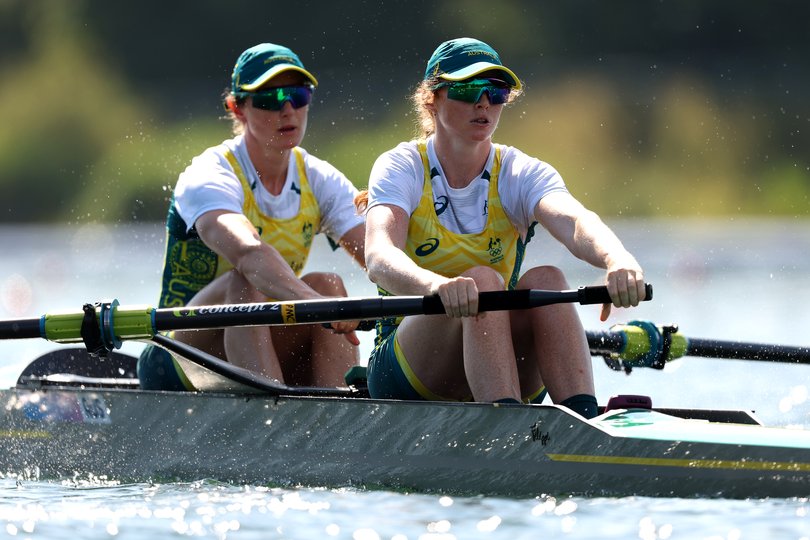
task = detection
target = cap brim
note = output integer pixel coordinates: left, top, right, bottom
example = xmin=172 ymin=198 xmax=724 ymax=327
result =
xmin=239 ymin=65 xmax=319 ymax=91
xmin=437 ymin=62 xmax=521 ymax=90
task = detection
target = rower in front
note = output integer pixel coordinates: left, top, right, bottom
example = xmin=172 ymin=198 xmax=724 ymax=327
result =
xmin=356 ymin=38 xmax=646 ymax=419
xmin=138 ymin=43 xmax=365 ymax=390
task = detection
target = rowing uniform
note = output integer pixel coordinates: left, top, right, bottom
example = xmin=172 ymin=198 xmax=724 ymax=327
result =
xmin=365 ymin=137 xmax=568 ymax=402
xmin=138 ymin=135 xmax=364 ymax=390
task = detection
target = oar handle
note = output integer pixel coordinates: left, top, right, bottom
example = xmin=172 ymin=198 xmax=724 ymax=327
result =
xmin=409 ymin=284 xmax=653 ymax=315
xmin=577 ymin=283 xmax=653 ymax=305
xmin=334 ymin=284 xmax=653 ymax=332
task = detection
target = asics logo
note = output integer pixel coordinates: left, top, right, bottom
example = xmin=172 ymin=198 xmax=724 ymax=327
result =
xmin=434 ymin=196 xmax=448 ymax=216
xmin=415 ymin=238 xmax=440 ymax=256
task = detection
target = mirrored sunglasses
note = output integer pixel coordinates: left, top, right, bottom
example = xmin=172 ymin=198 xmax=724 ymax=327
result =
xmin=241 ymin=85 xmax=314 ymax=111
xmin=434 ymin=79 xmax=512 ymax=105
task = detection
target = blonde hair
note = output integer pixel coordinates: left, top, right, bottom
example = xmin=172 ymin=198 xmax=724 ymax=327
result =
xmin=222 ymin=89 xmax=246 ymax=135
xmin=412 ymin=80 xmax=437 ymax=140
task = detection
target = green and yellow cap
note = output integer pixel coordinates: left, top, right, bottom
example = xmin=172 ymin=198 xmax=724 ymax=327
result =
xmin=231 ymin=43 xmax=318 ymax=93
xmin=424 ymin=37 xmax=521 ymax=89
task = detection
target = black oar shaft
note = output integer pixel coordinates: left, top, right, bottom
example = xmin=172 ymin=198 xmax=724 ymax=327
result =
xmin=0 ymin=318 xmax=41 ymax=340
xmin=153 ymin=295 xmax=433 ymax=332
xmin=6 ymin=283 xmax=808 ymax=366
xmin=686 ymin=337 xmax=810 ymax=364
xmin=153 ymin=285 xmax=621 ymax=332
xmin=0 ymin=285 xmax=629 ymax=344
xmin=587 ymin=329 xmax=810 ymax=365
xmin=586 ymin=331 xmax=626 ymax=354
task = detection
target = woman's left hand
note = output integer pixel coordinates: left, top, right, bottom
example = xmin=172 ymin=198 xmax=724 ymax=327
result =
xmin=600 ymin=254 xmax=646 ymax=321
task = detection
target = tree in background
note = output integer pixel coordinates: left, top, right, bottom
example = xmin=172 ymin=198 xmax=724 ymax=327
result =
xmin=1 ymin=0 xmax=807 ymax=222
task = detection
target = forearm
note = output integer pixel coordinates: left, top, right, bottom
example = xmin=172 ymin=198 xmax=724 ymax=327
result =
xmin=538 ymin=194 xmax=638 ymax=271
xmin=197 ymin=210 xmax=321 ymax=301
xmin=569 ymin=210 xmax=637 ymax=270
xmin=366 ymin=244 xmax=444 ymax=296
xmin=541 ymin=201 xmax=645 ymax=316
xmin=236 ymin=245 xmax=322 ymax=301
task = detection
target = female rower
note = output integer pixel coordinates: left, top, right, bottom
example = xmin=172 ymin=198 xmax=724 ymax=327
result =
xmin=356 ymin=37 xmax=646 ymax=418
xmin=138 ymin=43 xmax=365 ymax=389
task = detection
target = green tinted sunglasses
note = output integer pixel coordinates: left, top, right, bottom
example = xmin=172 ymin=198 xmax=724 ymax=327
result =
xmin=433 ymin=78 xmax=512 ymax=105
xmin=237 ymin=85 xmax=314 ymax=111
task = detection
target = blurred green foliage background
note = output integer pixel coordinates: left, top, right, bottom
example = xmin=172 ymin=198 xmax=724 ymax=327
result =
xmin=0 ymin=0 xmax=807 ymax=223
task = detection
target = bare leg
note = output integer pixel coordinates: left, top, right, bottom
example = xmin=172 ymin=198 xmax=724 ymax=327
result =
xmin=271 ymin=272 xmax=360 ymax=387
xmin=511 ymin=266 xmax=595 ymax=403
xmin=176 ymin=270 xmax=357 ymax=387
xmin=174 ymin=270 xmax=284 ymax=381
xmin=397 ymin=266 xmax=521 ymax=402
xmin=221 ymin=273 xmax=284 ymax=381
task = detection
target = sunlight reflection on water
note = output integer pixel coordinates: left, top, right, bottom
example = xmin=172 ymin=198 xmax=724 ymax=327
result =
xmin=1 ymin=468 xmax=809 ymax=538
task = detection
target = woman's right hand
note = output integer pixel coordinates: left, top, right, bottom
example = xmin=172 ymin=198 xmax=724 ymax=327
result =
xmin=326 ymin=319 xmax=361 ymax=346
xmin=435 ymin=276 xmax=480 ymax=318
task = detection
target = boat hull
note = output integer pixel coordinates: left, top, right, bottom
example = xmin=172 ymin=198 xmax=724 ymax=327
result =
xmin=1 ymin=386 xmax=809 ymax=498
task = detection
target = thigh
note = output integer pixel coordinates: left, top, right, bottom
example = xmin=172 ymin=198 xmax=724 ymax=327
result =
xmin=268 ymin=272 xmax=352 ymax=385
xmin=173 ymin=270 xmax=241 ymax=359
xmin=365 ymin=329 xmax=424 ymax=400
xmin=511 ymin=265 xmax=588 ymax=397
xmin=511 ymin=265 xmax=572 ymax=355
xmin=393 ymin=314 xmax=470 ymax=399
xmin=268 ymin=324 xmax=315 ymax=384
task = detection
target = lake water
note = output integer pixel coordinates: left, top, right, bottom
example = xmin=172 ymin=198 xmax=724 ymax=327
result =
xmin=0 ymin=219 xmax=809 ymax=539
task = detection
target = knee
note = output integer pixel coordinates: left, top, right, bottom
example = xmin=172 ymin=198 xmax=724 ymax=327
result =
xmin=518 ymin=265 xmax=570 ymax=289
xmin=461 ymin=266 xmax=505 ymax=291
xmin=187 ymin=269 xmax=263 ymax=306
xmin=223 ymin=270 xmax=265 ymax=303
xmin=302 ymin=272 xmax=347 ymax=296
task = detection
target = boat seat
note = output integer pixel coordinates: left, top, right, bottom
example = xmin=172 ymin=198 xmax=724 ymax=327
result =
xmin=604 ymin=394 xmax=653 ymax=412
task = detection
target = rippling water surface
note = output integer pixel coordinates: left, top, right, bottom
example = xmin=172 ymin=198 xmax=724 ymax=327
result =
xmin=0 ymin=479 xmax=808 ymax=539
xmin=1 ymin=220 xmax=809 ymax=539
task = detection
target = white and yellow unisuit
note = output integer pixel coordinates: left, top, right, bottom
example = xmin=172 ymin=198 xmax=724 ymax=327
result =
xmin=158 ymin=135 xmax=363 ymax=309
xmin=139 ymin=135 xmax=363 ymax=391
xmin=364 ymin=136 xmax=569 ymax=401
